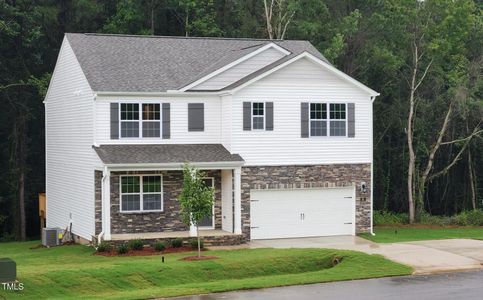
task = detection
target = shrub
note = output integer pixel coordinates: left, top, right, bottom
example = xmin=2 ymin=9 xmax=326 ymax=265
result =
xmin=374 ymin=210 xmax=483 ymax=227
xmin=373 ymin=211 xmax=408 ymax=225
xmin=190 ymin=239 xmax=204 ymax=249
xmin=465 ymin=210 xmax=483 ymax=226
xmin=154 ymin=241 xmax=166 ymax=252
xmin=171 ymin=238 xmax=183 ymax=248
xmin=452 ymin=210 xmax=483 ymax=226
xmin=419 ymin=212 xmax=452 ymax=226
xmin=96 ymin=242 xmax=111 ymax=253
xmin=128 ymin=239 xmax=144 ymax=251
xmin=0 ymin=233 xmax=16 ymax=243
xmin=117 ymin=244 xmax=129 ymax=254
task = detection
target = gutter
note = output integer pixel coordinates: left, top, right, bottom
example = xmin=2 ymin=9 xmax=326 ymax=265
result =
xmin=104 ymin=161 xmax=245 ymax=171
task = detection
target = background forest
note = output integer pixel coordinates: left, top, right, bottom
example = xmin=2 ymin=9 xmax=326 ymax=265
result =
xmin=0 ymin=0 xmax=482 ymax=240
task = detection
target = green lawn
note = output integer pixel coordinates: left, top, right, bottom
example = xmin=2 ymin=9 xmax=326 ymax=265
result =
xmin=360 ymin=226 xmax=483 ymax=243
xmin=0 ymin=241 xmax=411 ymax=300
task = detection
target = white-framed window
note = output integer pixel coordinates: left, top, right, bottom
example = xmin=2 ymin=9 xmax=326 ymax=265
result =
xmin=310 ymin=103 xmax=327 ymax=136
xmin=120 ymin=103 xmax=140 ymax=138
xmin=329 ymin=103 xmax=346 ymax=136
xmin=252 ymin=102 xmax=265 ymax=130
xmin=120 ymin=103 xmax=161 ymax=138
xmin=120 ymin=175 xmax=163 ymax=212
xmin=309 ymin=102 xmax=347 ymax=137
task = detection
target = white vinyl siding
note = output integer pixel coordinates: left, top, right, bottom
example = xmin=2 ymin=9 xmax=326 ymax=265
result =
xmin=192 ymin=47 xmax=286 ymax=90
xmin=45 ymin=38 xmax=101 ymax=240
xmin=221 ymin=95 xmax=232 ymax=151
xmin=230 ymin=57 xmax=372 ymax=166
xmin=95 ymin=97 xmax=221 ymax=144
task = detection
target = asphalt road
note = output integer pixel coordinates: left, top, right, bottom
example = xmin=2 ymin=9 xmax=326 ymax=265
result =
xmin=170 ymin=270 xmax=483 ymax=300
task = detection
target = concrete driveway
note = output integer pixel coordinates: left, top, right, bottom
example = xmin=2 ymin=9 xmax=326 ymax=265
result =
xmin=249 ymin=236 xmax=483 ymax=274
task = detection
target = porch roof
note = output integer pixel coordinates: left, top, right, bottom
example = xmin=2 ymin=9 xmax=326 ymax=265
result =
xmin=93 ymin=144 xmax=244 ymax=166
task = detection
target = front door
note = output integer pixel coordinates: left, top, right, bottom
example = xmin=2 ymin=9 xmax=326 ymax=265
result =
xmin=198 ymin=178 xmax=215 ymax=229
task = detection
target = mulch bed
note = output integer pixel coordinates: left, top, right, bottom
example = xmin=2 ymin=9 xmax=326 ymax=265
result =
xmin=95 ymin=246 xmax=198 ymax=257
xmin=179 ymin=255 xmax=219 ymax=261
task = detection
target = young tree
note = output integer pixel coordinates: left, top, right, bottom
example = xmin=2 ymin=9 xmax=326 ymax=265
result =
xmin=178 ymin=164 xmax=214 ymax=257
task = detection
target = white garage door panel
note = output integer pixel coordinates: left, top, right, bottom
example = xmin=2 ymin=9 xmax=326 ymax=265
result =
xmin=250 ymin=188 xmax=355 ymax=240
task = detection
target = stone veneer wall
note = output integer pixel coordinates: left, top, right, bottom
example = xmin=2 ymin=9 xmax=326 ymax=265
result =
xmin=240 ymin=164 xmax=372 ymax=240
xmin=108 ymin=234 xmax=245 ymax=247
xmin=103 ymin=170 xmax=222 ymax=234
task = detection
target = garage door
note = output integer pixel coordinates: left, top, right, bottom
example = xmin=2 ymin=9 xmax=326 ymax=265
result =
xmin=250 ymin=187 xmax=355 ymax=240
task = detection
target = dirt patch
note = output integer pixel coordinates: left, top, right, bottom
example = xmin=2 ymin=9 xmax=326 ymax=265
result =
xmin=95 ymin=246 xmax=198 ymax=257
xmin=179 ymin=255 xmax=219 ymax=261
xmin=29 ymin=244 xmax=44 ymax=250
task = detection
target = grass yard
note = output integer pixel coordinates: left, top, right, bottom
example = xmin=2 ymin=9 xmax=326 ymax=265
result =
xmin=360 ymin=226 xmax=483 ymax=243
xmin=0 ymin=241 xmax=411 ymax=300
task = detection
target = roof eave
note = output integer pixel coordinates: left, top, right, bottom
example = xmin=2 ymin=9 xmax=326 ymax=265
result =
xmin=104 ymin=161 xmax=245 ymax=171
xmin=93 ymin=90 xmax=227 ymax=98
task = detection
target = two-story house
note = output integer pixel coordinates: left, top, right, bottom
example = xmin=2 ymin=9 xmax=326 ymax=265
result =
xmin=45 ymin=33 xmax=379 ymax=245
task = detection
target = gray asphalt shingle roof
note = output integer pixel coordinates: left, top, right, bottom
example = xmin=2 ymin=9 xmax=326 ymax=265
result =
xmin=65 ymin=33 xmax=328 ymax=92
xmin=93 ymin=144 xmax=244 ymax=165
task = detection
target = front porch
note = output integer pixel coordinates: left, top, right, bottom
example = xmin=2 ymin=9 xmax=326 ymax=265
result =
xmin=93 ymin=144 xmax=246 ymax=246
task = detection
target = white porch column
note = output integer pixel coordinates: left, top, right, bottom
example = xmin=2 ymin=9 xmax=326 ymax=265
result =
xmin=102 ymin=167 xmax=111 ymax=240
xmin=221 ymin=169 xmax=233 ymax=232
xmin=233 ymin=167 xmax=242 ymax=234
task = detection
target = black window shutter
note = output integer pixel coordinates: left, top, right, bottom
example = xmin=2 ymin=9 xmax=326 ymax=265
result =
xmin=110 ymin=103 xmax=119 ymax=139
xmin=243 ymin=102 xmax=251 ymax=131
xmin=265 ymin=102 xmax=274 ymax=131
xmin=162 ymin=103 xmax=170 ymax=139
xmin=301 ymin=102 xmax=309 ymax=138
xmin=348 ymin=103 xmax=355 ymax=138
xmin=188 ymin=103 xmax=204 ymax=131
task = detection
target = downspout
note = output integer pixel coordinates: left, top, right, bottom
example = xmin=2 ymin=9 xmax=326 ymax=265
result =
xmin=97 ymin=166 xmax=108 ymax=244
xmin=370 ymin=95 xmax=377 ymax=235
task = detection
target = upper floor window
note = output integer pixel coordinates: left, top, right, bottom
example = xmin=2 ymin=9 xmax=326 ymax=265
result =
xmin=329 ymin=103 xmax=346 ymax=136
xmin=142 ymin=104 xmax=161 ymax=137
xmin=310 ymin=103 xmax=327 ymax=136
xmin=310 ymin=103 xmax=346 ymax=137
xmin=252 ymin=102 xmax=265 ymax=130
xmin=120 ymin=103 xmax=160 ymax=138
xmin=120 ymin=175 xmax=163 ymax=212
